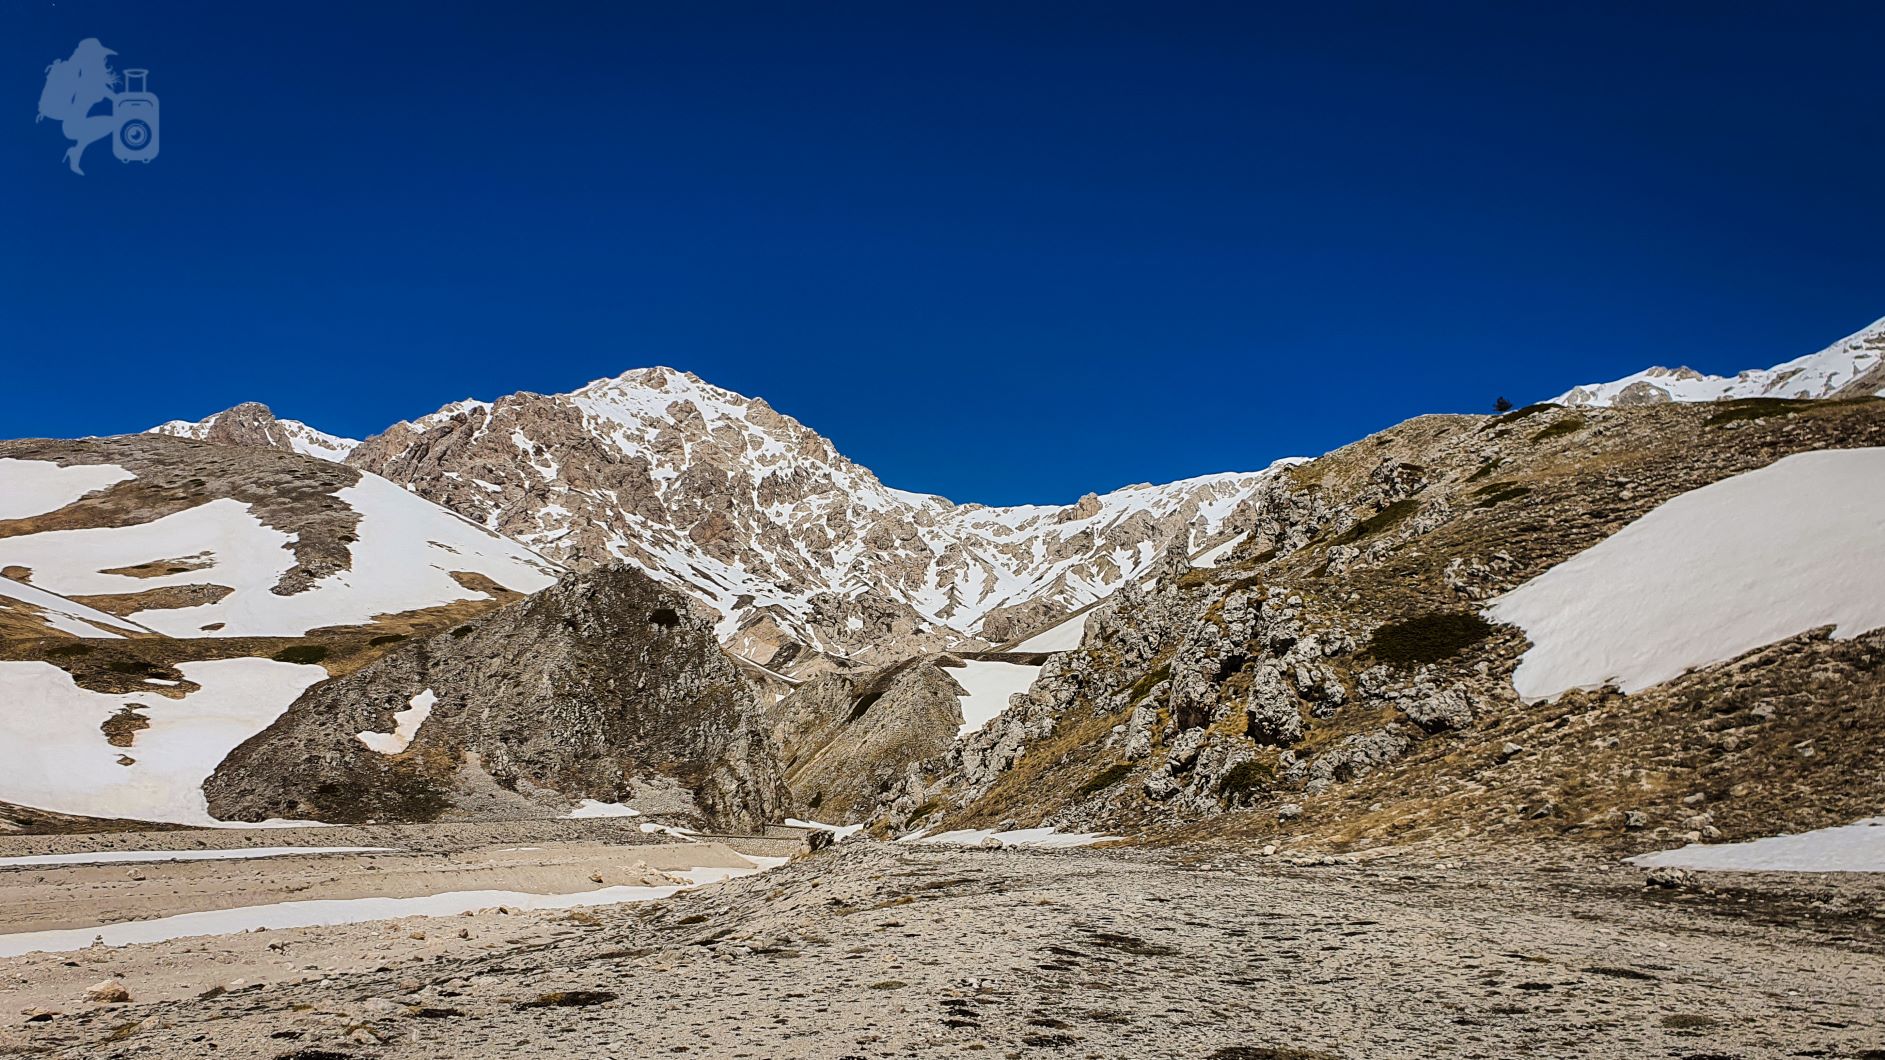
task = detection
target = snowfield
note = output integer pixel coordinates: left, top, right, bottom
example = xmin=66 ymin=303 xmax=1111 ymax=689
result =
xmin=0 ymin=458 xmax=134 ymax=520
xmin=1488 ymin=448 xmax=1885 ymax=702
xmin=0 ymin=470 xmax=559 ymax=638
xmin=949 ymin=659 xmax=1042 ymax=736
xmin=1628 ymin=818 xmax=1885 ymax=873
xmin=0 ymin=657 xmax=329 ymax=824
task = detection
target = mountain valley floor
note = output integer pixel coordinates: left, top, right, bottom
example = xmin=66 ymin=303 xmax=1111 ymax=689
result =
xmin=2 ymin=835 xmax=1880 ymax=1059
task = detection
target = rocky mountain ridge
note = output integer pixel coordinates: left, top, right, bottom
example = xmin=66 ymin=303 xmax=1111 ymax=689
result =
xmin=341 ymin=369 xmax=1287 ymax=676
xmin=149 ymin=403 xmax=360 ymax=461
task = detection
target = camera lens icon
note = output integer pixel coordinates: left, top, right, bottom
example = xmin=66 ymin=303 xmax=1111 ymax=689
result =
xmin=120 ymin=119 xmax=151 ymax=150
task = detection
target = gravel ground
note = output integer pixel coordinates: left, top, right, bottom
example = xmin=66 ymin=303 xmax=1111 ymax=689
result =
xmin=4 ymin=839 xmax=1882 ymax=1058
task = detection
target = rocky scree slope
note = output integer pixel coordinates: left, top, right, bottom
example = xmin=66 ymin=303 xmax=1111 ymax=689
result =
xmin=1554 ymin=314 xmax=1885 ymax=408
xmin=205 ymin=566 xmax=792 ymax=830
xmin=330 ymin=368 xmax=1282 ymax=677
xmin=867 ymin=396 xmax=1885 ymax=860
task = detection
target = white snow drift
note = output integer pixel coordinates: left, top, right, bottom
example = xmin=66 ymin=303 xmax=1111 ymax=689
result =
xmin=949 ymin=659 xmax=1041 ymax=736
xmin=1008 ymin=611 xmax=1090 ymax=653
xmin=1488 ymin=448 xmax=1885 ymax=702
xmin=356 ymin=688 xmax=436 ymax=755
xmin=0 ymin=470 xmax=559 ymax=638
xmin=1628 ymin=818 xmax=1885 ymax=873
xmin=0 ymin=458 xmax=134 ymax=520
xmin=0 ymin=658 xmax=328 ymax=824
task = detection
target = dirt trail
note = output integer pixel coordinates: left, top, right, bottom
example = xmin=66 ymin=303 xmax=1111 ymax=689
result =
xmin=3 ymin=840 xmax=1881 ymax=1058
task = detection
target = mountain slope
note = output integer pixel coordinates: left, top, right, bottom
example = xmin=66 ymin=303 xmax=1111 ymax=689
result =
xmin=343 ymin=367 xmax=1288 ymax=675
xmin=1554 ymin=315 xmax=1885 ymax=407
xmin=149 ymin=402 xmax=360 ymax=461
xmin=0 ymin=436 xmax=562 ymax=827
xmin=870 ymin=395 xmax=1885 ymax=860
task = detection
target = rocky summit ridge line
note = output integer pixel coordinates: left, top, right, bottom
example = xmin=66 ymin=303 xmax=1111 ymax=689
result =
xmin=156 ymin=369 xmax=1292 ymax=678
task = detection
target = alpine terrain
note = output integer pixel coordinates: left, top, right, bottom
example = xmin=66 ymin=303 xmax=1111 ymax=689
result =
xmin=1 ymin=316 xmax=1882 ymax=1059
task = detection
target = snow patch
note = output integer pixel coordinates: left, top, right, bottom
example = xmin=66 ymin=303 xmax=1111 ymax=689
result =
xmin=564 ymin=800 xmax=642 ymax=819
xmin=0 ymin=459 xmax=134 ymax=520
xmin=784 ymin=818 xmax=865 ymax=840
xmin=0 ymin=658 xmax=329 ymax=825
xmin=1008 ymin=612 xmax=1089 ymax=653
xmin=1488 ymin=448 xmax=1885 ymax=702
xmin=356 ymin=689 xmax=436 ymax=755
xmin=950 ymin=659 xmax=1041 ymax=736
xmin=0 ymin=576 xmax=149 ymax=638
xmin=1628 ymin=818 xmax=1885 ymax=873
xmin=0 ymin=472 xmax=559 ymax=638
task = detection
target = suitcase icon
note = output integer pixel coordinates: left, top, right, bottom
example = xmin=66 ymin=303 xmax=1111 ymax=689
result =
xmin=113 ymin=69 xmax=159 ymax=163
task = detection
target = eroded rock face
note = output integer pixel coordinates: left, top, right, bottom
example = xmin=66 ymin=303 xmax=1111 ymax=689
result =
xmin=765 ymin=656 xmax=966 ymax=821
xmin=204 ymin=567 xmax=791 ymax=830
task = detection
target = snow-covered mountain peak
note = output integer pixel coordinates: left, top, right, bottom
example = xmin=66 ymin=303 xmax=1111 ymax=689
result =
xmin=340 ymin=368 xmax=1289 ymax=674
xmin=149 ymin=402 xmax=360 ymax=462
xmin=1554 ymin=314 xmax=1885 ymax=408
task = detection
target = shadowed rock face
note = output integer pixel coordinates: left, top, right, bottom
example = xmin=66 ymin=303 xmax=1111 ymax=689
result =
xmin=205 ymin=567 xmax=791 ymax=831
xmin=765 ymin=656 xmax=966 ymax=821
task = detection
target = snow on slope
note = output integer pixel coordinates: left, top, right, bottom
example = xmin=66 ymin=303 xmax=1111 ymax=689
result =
xmin=0 ymin=576 xmax=152 ymax=638
xmin=1488 ymin=448 xmax=1885 ymax=702
xmin=0 ymin=658 xmax=328 ymax=824
xmin=1628 ymin=818 xmax=1885 ymax=873
xmin=950 ymin=659 xmax=1043 ymax=737
xmin=1554 ymin=316 xmax=1885 ymax=407
xmin=1009 ymin=611 xmax=1090 ymax=652
xmin=0 ymin=458 xmax=134 ymax=520
xmin=0 ymin=472 xmax=559 ymax=638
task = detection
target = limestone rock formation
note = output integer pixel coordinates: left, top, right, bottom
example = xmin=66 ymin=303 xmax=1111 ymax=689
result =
xmin=765 ymin=656 xmax=967 ymax=820
xmin=148 ymin=402 xmax=359 ymax=461
xmin=204 ymin=566 xmax=791 ymax=830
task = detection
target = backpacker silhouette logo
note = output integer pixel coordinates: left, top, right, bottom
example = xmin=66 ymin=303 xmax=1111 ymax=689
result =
xmin=36 ymin=38 xmax=158 ymax=175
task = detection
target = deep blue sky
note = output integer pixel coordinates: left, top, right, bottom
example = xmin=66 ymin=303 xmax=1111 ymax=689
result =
xmin=4 ymin=2 xmax=1882 ymax=504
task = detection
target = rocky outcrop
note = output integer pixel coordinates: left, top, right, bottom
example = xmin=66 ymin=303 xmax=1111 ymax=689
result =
xmin=765 ymin=656 xmax=966 ymax=820
xmin=148 ymin=402 xmax=359 ymax=461
xmin=204 ymin=567 xmax=791 ymax=830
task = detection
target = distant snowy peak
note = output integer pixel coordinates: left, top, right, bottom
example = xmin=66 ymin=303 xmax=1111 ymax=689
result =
xmin=149 ymin=402 xmax=359 ymax=462
xmin=345 ymin=366 xmax=1290 ymax=673
xmin=1554 ymin=315 xmax=1885 ymax=408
